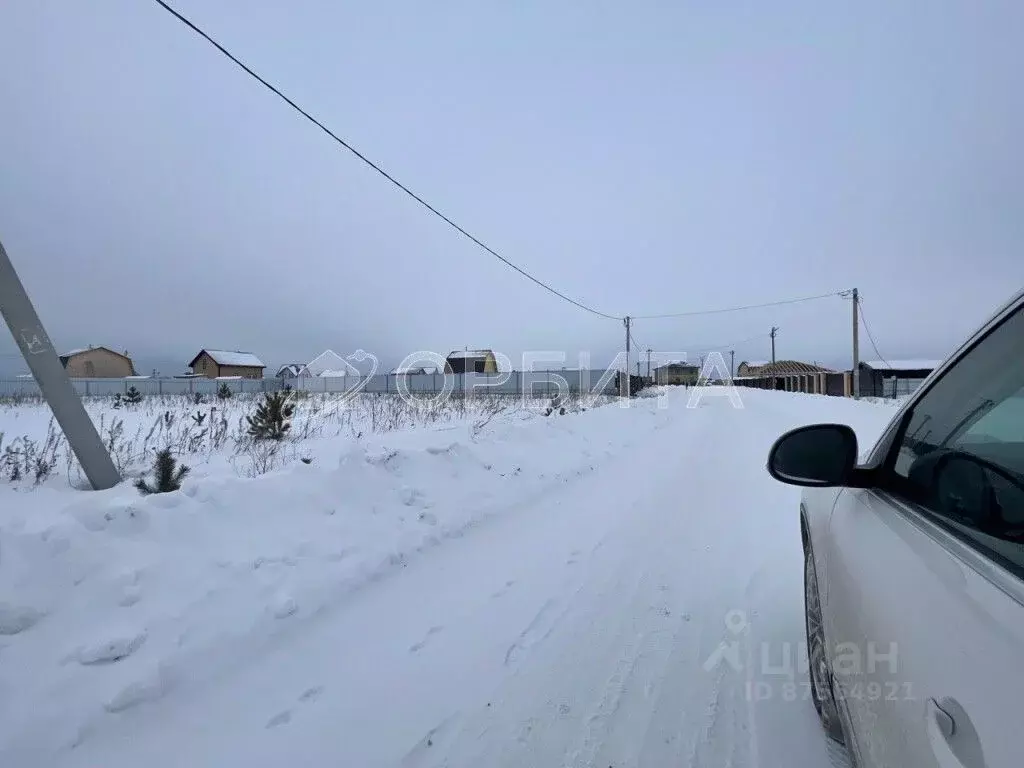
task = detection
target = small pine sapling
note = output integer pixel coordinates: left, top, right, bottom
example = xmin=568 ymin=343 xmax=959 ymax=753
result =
xmin=246 ymin=390 xmax=296 ymax=441
xmin=124 ymin=386 xmax=143 ymax=405
xmin=135 ymin=447 xmax=190 ymax=495
xmin=217 ymin=382 xmax=233 ymax=400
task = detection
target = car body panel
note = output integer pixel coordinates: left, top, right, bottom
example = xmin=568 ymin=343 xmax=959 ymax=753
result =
xmin=797 ymin=287 xmax=1024 ymax=766
xmin=825 ymin=487 xmax=1024 ymax=767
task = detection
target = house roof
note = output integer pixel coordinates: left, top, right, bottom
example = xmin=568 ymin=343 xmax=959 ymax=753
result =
xmin=189 ymin=349 xmax=265 ymax=368
xmin=391 ymin=366 xmax=437 ymax=375
xmin=60 ymin=346 xmax=132 ymax=362
xmin=300 ymin=350 xmax=360 ymax=377
xmin=654 ymin=362 xmax=698 ymax=371
xmin=754 ymin=360 xmax=835 ymax=375
xmin=739 ymin=360 xmax=769 ymax=368
xmin=447 ymin=349 xmax=494 ymax=359
xmin=862 ymin=359 xmax=941 ymax=371
xmin=277 ymin=364 xmax=304 ymax=376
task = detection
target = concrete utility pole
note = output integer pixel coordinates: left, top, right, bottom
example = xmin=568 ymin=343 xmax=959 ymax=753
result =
xmin=646 ymin=348 xmax=651 ymax=380
xmin=730 ymin=349 xmax=735 ymax=379
xmin=852 ymin=288 xmax=860 ymax=399
xmin=0 ymin=237 xmax=120 ymax=490
xmin=623 ymin=315 xmax=631 ymax=396
xmin=770 ymin=326 xmax=778 ymax=364
xmin=636 ymin=362 xmax=641 ymax=377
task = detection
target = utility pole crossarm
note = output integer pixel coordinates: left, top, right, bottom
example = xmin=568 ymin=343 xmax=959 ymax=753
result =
xmin=0 ymin=238 xmax=121 ymax=489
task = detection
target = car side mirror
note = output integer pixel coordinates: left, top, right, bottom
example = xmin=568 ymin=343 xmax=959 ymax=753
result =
xmin=767 ymin=423 xmax=859 ymax=487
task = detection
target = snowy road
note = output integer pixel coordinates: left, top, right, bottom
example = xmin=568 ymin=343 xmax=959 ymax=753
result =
xmin=51 ymin=390 xmax=889 ymax=768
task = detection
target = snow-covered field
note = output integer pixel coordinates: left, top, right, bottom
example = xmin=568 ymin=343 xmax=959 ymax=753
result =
xmin=1 ymin=387 xmax=900 ymax=767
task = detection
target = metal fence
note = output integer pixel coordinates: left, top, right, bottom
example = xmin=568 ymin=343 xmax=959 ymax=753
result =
xmin=869 ymin=376 xmax=928 ymax=399
xmin=0 ymin=369 xmax=621 ymax=399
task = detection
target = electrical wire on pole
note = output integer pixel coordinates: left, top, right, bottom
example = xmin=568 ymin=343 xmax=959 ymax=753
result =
xmin=150 ymin=0 xmax=868 ymax=376
xmin=631 ymin=291 xmax=845 ymax=320
xmin=857 ymin=297 xmax=890 ymax=368
xmin=150 ymin=0 xmax=621 ymax=322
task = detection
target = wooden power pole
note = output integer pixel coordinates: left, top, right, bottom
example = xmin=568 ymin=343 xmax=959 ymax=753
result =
xmin=852 ymin=288 xmax=860 ymax=399
xmin=623 ymin=315 xmax=631 ymax=396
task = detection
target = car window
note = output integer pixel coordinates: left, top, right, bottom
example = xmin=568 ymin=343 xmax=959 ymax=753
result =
xmin=888 ymin=303 xmax=1024 ymax=576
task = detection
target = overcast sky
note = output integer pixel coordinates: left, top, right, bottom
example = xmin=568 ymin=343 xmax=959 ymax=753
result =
xmin=1 ymin=0 xmax=1022 ymax=376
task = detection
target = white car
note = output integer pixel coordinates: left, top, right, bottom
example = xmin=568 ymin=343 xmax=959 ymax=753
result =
xmin=767 ymin=287 xmax=1024 ymax=768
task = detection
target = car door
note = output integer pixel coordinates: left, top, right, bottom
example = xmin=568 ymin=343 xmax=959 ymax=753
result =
xmin=824 ymin=298 xmax=1024 ymax=768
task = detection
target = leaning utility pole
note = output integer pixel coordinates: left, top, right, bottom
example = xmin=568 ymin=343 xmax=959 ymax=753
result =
xmin=0 ymin=237 xmax=120 ymax=489
xmin=622 ymin=315 xmax=631 ymax=396
xmin=852 ymin=288 xmax=860 ymax=399
xmin=770 ymin=326 xmax=778 ymax=364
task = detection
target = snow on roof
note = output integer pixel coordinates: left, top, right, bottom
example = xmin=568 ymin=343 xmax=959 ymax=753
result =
xmin=300 ymin=350 xmax=360 ymax=377
xmin=62 ymin=346 xmax=129 ymax=357
xmin=447 ymin=349 xmax=493 ymax=359
xmin=201 ymin=350 xmax=264 ymax=367
xmin=391 ymin=367 xmax=437 ymax=375
xmin=863 ymin=359 xmax=942 ymax=371
xmin=741 ymin=360 xmax=769 ymax=368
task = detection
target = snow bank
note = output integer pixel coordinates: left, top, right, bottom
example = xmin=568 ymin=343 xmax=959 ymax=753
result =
xmin=0 ymin=388 xmax=901 ymax=764
xmin=0 ymin=397 xmax=641 ymax=761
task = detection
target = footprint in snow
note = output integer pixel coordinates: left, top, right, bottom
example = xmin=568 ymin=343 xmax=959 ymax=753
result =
xmin=266 ymin=685 xmax=326 ymax=728
xmin=299 ymin=685 xmax=324 ymax=703
xmin=266 ymin=710 xmax=292 ymax=729
xmin=409 ymin=625 xmax=444 ymax=653
xmin=491 ymin=580 xmax=516 ymax=599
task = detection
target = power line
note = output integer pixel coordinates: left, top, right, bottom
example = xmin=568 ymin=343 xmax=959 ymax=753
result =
xmin=150 ymin=0 xmax=621 ymax=321
xmin=687 ymin=331 xmax=767 ymax=354
xmin=632 ymin=290 xmax=845 ymax=320
xmin=857 ymin=298 xmax=890 ymax=367
xmin=628 ymin=327 xmax=645 ymax=355
xmin=625 ymin=329 xmax=765 ymax=358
